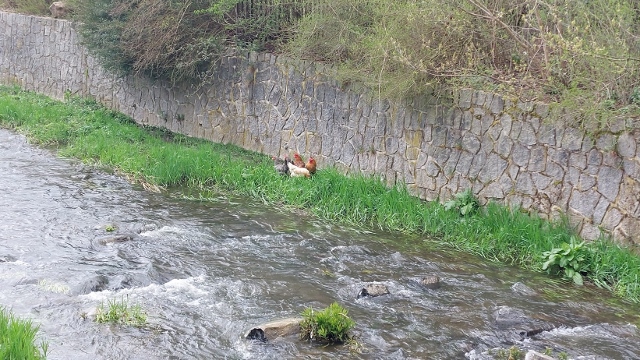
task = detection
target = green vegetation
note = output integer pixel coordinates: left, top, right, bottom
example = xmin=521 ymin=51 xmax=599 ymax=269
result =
xmin=36 ymin=0 xmax=636 ymax=131
xmin=492 ymin=345 xmax=524 ymax=360
xmin=286 ymin=0 xmax=640 ymax=132
xmin=95 ymin=296 xmax=147 ymax=327
xmin=542 ymin=236 xmax=589 ymax=285
xmin=300 ymin=302 xmax=355 ymax=343
xmin=1 ymin=0 xmax=50 ymax=15
xmin=0 ymin=307 xmax=48 ymax=360
xmin=444 ymin=188 xmax=479 ymax=216
xmin=490 ymin=346 xmax=570 ymax=360
xmin=66 ymin=0 xmax=303 ymax=82
xmin=1 ymin=85 xmax=640 ymax=303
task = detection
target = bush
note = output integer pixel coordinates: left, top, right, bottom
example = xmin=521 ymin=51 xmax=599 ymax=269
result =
xmin=444 ymin=189 xmax=479 ymax=216
xmin=1 ymin=0 xmax=50 ymax=15
xmin=300 ymin=302 xmax=355 ymax=343
xmin=542 ymin=236 xmax=590 ymax=285
xmin=69 ymin=0 xmax=304 ymax=82
xmin=286 ymin=0 xmax=640 ymax=131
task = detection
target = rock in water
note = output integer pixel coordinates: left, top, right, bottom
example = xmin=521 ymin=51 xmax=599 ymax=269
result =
xmin=357 ymin=283 xmax=390 ymax=298
xmin=511 ymin=281 xmax=537 ymax=296
xmin=246 ymin=328 xmax=266 ymax=342
xmin=419 ymin=275 xmax=441 ymax=289
xmin=244 ymin=317 xmax=303 ymax=342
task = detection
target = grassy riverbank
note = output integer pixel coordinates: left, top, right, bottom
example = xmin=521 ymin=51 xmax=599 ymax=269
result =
xmin=1 ymin=85 xmax=640 ymax=303
xmin=0 ymin=307 xmax=48 ymax=359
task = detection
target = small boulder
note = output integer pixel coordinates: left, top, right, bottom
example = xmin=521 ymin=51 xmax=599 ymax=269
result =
xmin=419 ymin=275 xmax=441 ymax=290
xmin=357 ymin=283 xmax=390 ymax=298
xmin=493 ymin=306 xmax=528 ymax=328
xmin=245 ymin=317 xmax=303 ymax=342
xmin=73 ymin=275 xmax=109 ymax=295
xmin=49 ymin=2 xmax=70 ymax=18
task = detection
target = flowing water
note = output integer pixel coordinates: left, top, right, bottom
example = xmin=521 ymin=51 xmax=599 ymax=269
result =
xmin=1 ymin=128 xmax=639 ymax=360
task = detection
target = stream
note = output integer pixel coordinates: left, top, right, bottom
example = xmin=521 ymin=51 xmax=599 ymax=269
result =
xmin=0 ymin=128 xmax=638 ymax=359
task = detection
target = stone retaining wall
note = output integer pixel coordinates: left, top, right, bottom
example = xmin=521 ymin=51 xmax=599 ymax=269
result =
xmin=1 ymin=12 xmax=639 ymax=245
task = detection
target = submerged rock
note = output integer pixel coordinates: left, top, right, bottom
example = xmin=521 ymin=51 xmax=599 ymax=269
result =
xmin=419 ymin=275 xmax=441 ymax=289
xmin=517 ymin=323 xmax=557 ymax=340
xmin=96 ymin=234 xmax=136 ymax=245
xmin=73 ymin=275 xmax=110 ymax=295
xmin=511 ymin=282 xmax=537 ymax=296
xmin=245 ymin=317 xmax=303 ymax=342
xmin=493 ymin=306 xmax=557 ymax=341
xmin=357 ymin=283 xmax=390 ymax=298
xmin=525 ymin=350 xmax=556 ymax=360
xmin=0 ymin=254 xmax=17 ymax=263
xmin=493 ymin=306 xmax=529 ymax=327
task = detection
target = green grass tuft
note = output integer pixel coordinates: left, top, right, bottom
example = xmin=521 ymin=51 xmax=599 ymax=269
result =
xmin=95 ymin=296 xmax=147 ymax=327
xmin=0 ymin=307 xmax=48 ymax=360
xmin=1 ymin=85 xmax=640 ymax=303
xmin=300 ymin=302 xmax=355 ymax=343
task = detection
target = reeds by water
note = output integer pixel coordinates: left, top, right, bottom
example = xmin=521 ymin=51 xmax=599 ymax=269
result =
xmin=1 ymin=85 xmax=639 ymax=303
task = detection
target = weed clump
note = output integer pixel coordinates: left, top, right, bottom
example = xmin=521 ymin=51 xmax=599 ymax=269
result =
xmin=95 ymin=296 xmax=147 ymax=327
xmin=300 ymin=302 xmax=355 ymax=344
xmin=542 ymin=236 xmax=590 ymax=285
xmin=444 ymin=189 xmax=479 ymax=217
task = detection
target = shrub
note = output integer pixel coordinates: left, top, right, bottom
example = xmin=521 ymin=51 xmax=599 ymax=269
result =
xmin=286 ymin=0 xmax=640 ymax=130
xmin=542 ymin=236 xmax=590 ymax=285
xmin=444 ymin=189 xmax=479 ymax=216
xmin=1 ymin=0 xmax=50 ymax=15
xmin=300 ymin=302 xmax=355 ymax=343
xmin=69 ymin=0 xmax=304 ymax=82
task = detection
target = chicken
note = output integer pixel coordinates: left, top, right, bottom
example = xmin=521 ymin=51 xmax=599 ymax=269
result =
xmin=287 ymin=159 xmax=311 ymax=178
xmin=305 ymin=157 xmax=317 ymax=175
xmin=272 ymin=155 xmax=289 ymax=176
xmin=293 ymin=153 xmax=306 ymax=168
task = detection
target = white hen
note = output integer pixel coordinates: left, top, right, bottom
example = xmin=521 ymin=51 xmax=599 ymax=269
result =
xmin=287 ymin=160 xmax=311 ymax=178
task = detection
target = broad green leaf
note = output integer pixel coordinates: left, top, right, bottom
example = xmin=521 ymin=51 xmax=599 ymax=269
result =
xmin=573 ymin=272 xmax=584 ymax=286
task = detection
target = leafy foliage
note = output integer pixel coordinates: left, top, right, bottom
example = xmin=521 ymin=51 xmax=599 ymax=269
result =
xmin=542 ymin=236 xmax=590 ymax=285
xmin=444 ymin=189 xmax=479 ymax=216
xmin=300 ymin=302 xmax=355 ymax=343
